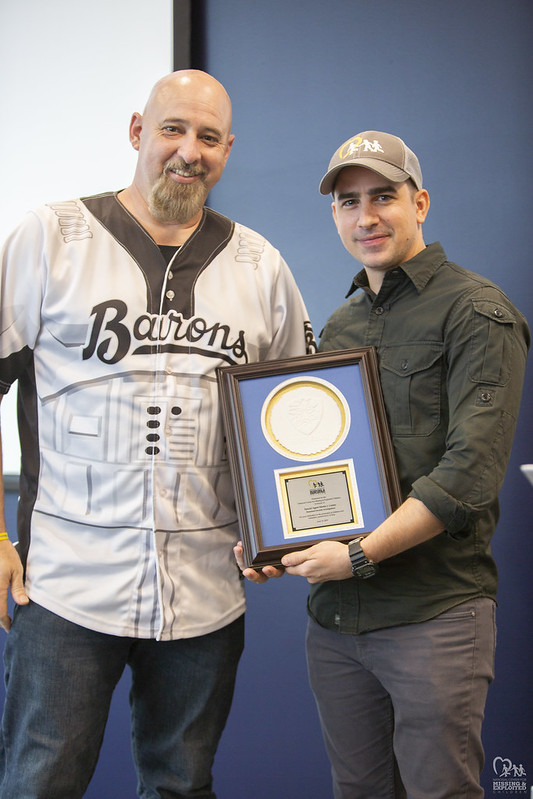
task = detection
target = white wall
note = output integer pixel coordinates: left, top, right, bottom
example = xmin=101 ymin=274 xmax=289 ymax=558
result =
xmin=0 ymin=0 xmax=173 ymax=474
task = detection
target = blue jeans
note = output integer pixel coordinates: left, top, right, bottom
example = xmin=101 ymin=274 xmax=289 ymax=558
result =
xmin=306 ymin=598 xmax=496 ymax=799
xmin=0 ymin=602 xmax=244 ymax=799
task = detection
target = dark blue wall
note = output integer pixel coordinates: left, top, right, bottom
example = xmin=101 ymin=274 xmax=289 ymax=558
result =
xmin=205 ymin=0 xmax=533 ymax=795
xmin=2 ymin=1 xmax=532 ymax=797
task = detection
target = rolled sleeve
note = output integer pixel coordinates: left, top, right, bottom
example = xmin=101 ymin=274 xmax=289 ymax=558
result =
xmin=410 ymin=475 xmax=471 ymax=536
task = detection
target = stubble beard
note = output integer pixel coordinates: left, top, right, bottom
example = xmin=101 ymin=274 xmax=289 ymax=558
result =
xmin=148 ymin=162 xmax=209 ymax=224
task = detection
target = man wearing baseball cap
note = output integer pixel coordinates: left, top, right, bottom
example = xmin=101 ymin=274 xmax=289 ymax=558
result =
xmin=238 ymin=131 xmax=530 ymax=797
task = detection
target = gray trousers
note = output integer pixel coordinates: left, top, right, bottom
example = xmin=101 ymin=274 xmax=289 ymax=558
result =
xmin=306 ymin=597 xmax=496 ymax=799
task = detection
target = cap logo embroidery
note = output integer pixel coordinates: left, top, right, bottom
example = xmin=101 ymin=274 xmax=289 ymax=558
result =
xmin=338 ymin=136 xmax=385 ymax=160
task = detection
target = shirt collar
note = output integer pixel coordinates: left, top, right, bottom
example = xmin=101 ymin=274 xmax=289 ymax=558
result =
xmin=346 ymin=242 xmax=447 ymax=298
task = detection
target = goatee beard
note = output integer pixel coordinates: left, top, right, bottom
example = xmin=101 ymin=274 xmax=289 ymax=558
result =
xmin=148 ymin=162 xmax=208 ymax=224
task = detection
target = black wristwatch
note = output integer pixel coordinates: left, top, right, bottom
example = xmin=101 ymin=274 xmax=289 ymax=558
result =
xmin=348 ymin=536 xmax=378 ymax=579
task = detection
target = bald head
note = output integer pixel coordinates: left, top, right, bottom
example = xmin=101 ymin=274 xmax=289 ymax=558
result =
xmin=144 ymin=70 xmax=233 ymax=137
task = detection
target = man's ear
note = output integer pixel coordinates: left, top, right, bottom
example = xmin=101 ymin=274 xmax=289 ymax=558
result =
xmin=224 ymin=133 xmax=235 ymax=164
xmin=128 ymin=112 xmax=143 ymax=152
xmin=331 ymin=198 xmax=340 ymax=232
xmin=415 ymin=189 xmax=430 ymax=224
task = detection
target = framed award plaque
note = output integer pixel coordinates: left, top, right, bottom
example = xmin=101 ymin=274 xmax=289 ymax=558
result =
xmin=217 ymin=347 xmax=401 ymax=569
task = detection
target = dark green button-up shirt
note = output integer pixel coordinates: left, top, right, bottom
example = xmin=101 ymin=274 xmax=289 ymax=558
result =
xmin=309 ymin=242 xmax=530 ymax=634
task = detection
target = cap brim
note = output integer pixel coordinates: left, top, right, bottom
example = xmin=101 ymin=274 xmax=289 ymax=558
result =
xmin=319 ymin=160 xmax=411 ymax=195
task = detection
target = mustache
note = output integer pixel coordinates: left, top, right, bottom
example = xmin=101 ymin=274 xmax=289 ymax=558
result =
xmin=163 ymin=159 xmax=207 ymax=179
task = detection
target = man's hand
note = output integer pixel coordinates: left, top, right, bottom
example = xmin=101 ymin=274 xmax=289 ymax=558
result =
xmin=234 ymin=539 xmax=353 ymax=585
xmin=0 ymin=541 xmax=29 ymax=631
xmin=281 ymin=540 xmax=353 ymax=584
xmin=233 ymin=541 xmax=285 ymax=584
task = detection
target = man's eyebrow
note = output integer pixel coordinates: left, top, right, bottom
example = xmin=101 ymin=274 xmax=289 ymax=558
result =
xmin=336 ymin=184 xmax=399 ymax=201
xmin=368 ymin=184 xmax=398 ymax=196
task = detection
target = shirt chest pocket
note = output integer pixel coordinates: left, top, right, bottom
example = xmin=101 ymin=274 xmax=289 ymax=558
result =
xmin=379 ymin=343 xmax=444 ymax=436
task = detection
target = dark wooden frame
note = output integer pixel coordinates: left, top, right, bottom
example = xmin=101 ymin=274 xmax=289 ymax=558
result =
xmin=217 ymin=347 xmax=401 ymax=569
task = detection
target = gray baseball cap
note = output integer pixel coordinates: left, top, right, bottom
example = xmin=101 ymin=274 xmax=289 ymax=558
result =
xmin=319 ymin=130 xmax=423 ymax=195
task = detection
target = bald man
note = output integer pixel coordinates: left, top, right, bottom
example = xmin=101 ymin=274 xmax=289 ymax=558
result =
xmin=0 ymin=70 xmax=315 ymax=798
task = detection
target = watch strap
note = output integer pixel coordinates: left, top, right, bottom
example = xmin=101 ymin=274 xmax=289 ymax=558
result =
xmin=348 ymin=536 xmax=378 ymax=579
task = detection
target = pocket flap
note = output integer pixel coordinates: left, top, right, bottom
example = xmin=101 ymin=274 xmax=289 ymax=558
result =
xmin=380 ymin=343 xmax=443 ymax=377
xmin=471 ymin=299 xmax=516 ymax=326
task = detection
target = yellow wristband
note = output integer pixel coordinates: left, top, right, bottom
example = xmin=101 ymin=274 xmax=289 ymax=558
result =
xmin=0 ymin=532 xmax=10 ymax=542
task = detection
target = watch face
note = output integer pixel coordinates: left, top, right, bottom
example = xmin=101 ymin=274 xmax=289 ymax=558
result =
xmin=355 ymin=563 xmax=378 ymax=579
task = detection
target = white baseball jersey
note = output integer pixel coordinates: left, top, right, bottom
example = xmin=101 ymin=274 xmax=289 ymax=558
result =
xmin=0 ymin=192 xmax=315 ymax=640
